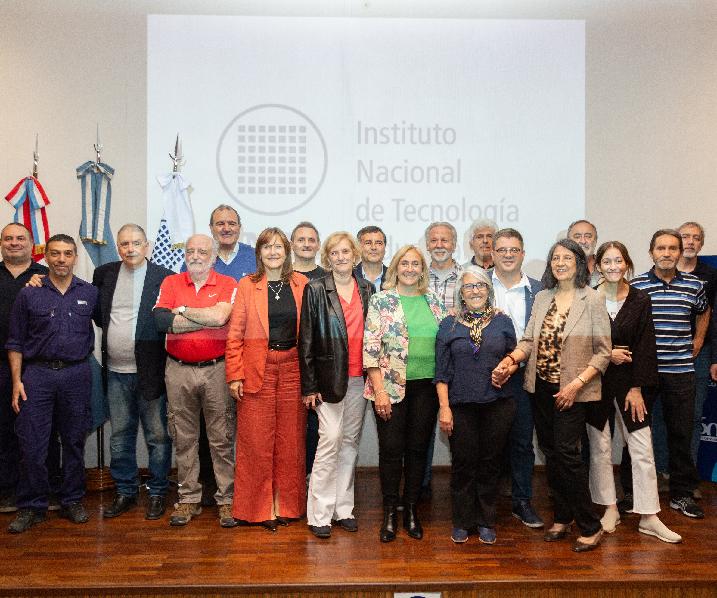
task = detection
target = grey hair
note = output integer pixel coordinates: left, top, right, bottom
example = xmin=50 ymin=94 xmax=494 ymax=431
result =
xmin=678 ymin=221 xmax=705 ymax=241
xmin=454 ymin=265 xmax=495 ymax=314
xmin=185 ymin=234 xmax=219 ymax=258
xmin=116 ymin=223 xmax=147 ymax=241
xmin=424 ymin=221 xmax=457 ymax=245
xmin=467 ymin=218 xmax=498 ymax=239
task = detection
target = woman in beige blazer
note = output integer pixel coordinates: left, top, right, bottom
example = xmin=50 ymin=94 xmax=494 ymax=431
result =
xmin=493 ymin=238 xmax=611 ymax=552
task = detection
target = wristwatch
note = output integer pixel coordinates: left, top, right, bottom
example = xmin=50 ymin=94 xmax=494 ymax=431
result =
xmin=177 ymin=305 xmax=187 ymax=314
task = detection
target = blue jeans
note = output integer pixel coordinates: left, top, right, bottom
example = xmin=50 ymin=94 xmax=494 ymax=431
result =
xmin=507 ymin=372 xmax=535 ymax=503
xmin=107 ymin=371 xmax=171 ymax=496
xmin=693 ymin=347 xmax=711 ymax=464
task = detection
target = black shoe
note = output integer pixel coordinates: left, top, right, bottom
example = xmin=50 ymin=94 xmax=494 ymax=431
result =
xmin=403 ymin=503 xmax=423 ymax=540
xmin=309 ymin=524 xmax=331 ymax=539
xmin=59 ymin=502 xmax=89 ymax=524
xmin=145 ymin=495 xmax=166 ymax=520
xmin=617 ymin=492 xmax=634 ymax=515
xmin=380 ymin=506 xmax=397 ymax=543
xmin=512 ymin=500 xmax=544 ymax=529
xmin=103 ymin=494 xmax=137 ymax=519
xmin=670 ymin=496 xmax=705 ymax=519
xmin=8 ymin=509 xmax=46 ymax=534
xmin=259 ymin=519 xmax=278 ymax=532
xmin=333 ymin=518 xmax=358 ymax=532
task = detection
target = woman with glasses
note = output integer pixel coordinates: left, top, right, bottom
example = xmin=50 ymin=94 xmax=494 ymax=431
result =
xmin=363 ymin=245 xmax=447 ymax=542
xmin=586 ymin=241 xmax=681 ymax=543
xmin=434 ymin=266 xmax=517 ymax=544
xmin=493 ymin=239 xmax=611 ymax=552
xmin=226 ymin=227 xmax=309 ymax=531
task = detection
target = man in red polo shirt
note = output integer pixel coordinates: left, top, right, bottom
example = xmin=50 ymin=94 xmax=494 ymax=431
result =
xmin=153 ymin=234 xmax=237 ymax=527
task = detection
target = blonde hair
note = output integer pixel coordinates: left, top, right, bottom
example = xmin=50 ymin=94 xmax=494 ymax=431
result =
xmin=320 ymin=232 xmax=361 ymax=270
xmin=383 ymin=245 xmax=429 ymax=295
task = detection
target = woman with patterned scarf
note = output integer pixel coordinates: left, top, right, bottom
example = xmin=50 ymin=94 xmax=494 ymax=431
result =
xmin=434 ymin=265 xmax=517 ymax=545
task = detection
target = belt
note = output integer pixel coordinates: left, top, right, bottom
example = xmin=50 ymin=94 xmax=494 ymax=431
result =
xmin=268 ymin=342 xmax=296 ymax=351
xmin=30 ymin=358 xmax=86 ymax=370
xmin=168 ymin=354 xmax=225 ymax=368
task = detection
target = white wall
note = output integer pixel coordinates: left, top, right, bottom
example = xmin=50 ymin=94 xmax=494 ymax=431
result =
xmin=1 ymin=0 xmax=715 ymax=467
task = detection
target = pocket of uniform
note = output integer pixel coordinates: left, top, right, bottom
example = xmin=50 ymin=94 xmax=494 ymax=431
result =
xmin=70 ymin=304 xmax=94 ymax=332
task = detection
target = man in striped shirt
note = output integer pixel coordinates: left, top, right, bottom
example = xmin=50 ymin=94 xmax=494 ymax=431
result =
xmin=631 ymin=229 xmax=709 ymax=519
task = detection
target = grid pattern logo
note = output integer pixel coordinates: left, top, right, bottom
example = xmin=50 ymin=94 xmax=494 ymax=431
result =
xmin=217 ymin=105 xmax=327 ymax=216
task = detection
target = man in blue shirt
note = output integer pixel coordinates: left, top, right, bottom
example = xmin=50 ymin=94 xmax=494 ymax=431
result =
xmin=207 ymin=204 xmax=255 ymax=280
xmin=631 ymin=229 xmax=708 ymax=519
xmin=6 ymin=234 xmax=98 ymax=533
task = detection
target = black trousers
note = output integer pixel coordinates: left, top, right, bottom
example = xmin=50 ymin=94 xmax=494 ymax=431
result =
xmin=375 ymin=379 xmax=438 ymax=506
xmin=449 ymin=398 xmax=515 ymax=529
xmin=532 ymin=378 xmax=601 ymax=536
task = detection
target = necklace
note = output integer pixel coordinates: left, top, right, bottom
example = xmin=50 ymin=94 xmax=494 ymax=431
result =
xmin=267 ymin=281 xmax=284 ymax=300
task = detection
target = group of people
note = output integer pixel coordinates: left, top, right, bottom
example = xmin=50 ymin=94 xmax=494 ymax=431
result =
xmin=0 ymin=208 xmax=713 ymax=554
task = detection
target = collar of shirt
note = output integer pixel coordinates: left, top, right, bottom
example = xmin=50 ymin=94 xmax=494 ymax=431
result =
xmin=217 ymin=244 xmax=239 ymax=265
xmin=491 ymin=271 xmax=530 ymax=293
xmin=182 ymin=269 xmax=218 ymax=290
xmin=0 ymin=260 xmax=46 ymax=278
xmin=43 ymin=274 xmax=82 ymax=294
xmin=647 ymin=266 xmax=684 ymax=285
xmin=429 ymin=263 xmax=461 ymax=281
xmin=359 ymin=263 xmax=384 ymax=289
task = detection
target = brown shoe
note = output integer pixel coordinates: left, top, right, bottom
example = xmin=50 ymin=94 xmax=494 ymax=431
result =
xmin=169 ymin=502 xmax=201 ymax=527
xmin=218 ymin=504 xmax=237 ymax=528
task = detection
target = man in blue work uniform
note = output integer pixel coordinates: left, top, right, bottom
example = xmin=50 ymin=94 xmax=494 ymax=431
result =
xmin=6 ymin=234 xmax=98 ymax=533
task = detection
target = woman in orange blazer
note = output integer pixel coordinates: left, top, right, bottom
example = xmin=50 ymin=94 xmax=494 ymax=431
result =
xmin=226 ymin=227 xmax=308 ymax=531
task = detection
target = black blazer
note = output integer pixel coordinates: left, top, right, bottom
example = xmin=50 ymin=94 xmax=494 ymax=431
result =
xmin=92 ymin=259 xmax=173 ymax=401
xmin=298 ymin=274 xmax=375 ymax=402
xmin=589 ymin=285 xmax=659 ymax=432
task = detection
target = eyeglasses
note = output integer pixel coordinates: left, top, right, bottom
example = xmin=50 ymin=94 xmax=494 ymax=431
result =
xmin=494 ymin=247 xmax=522 ymax=255
xmin=119 ymin=240 xmax=146 ymax=249
xmin=461 ymin=282 xmax=489 ymax=292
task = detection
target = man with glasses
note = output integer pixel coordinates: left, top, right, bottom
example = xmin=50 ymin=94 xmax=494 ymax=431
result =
xmin=355 ymin=226 xmax=388 ymax=291
xmin=491 ymin=228 xmax=544 ymax=527
xmin=92 ymin=224 xmax=173 ymax=521
xmin=153 ymin=235 xmax=238 ymax=527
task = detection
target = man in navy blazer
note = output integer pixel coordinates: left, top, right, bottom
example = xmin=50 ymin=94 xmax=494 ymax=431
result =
xmin=490 ymin=228 xmax=544 ymax=528
xmin=92 ymin=224 xmax=173 ymax=521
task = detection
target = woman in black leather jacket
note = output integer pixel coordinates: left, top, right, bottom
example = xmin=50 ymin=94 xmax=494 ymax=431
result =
xmin=298 ymin=231 xmax=375 ymax=539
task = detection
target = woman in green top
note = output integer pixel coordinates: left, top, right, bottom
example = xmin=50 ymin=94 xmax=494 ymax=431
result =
xmin=363 ymin=245 xmax=447 ymax=543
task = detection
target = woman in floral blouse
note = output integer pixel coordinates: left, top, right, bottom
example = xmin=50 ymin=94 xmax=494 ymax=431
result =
xmin=363 ymin=245 xmax=447 ymax=543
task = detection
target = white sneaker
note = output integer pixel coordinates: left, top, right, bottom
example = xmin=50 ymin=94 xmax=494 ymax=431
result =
xmin=638 ymin=517 xmax=682 ymax=544
xmin=600 ymin=509 xmax=621 ymax=533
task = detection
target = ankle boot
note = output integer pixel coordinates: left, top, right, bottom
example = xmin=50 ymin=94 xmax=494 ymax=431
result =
xmin=380 ymin=506 xmax=397 ymax=543
xmin=403 ymin=503 xmax=423 ymax=539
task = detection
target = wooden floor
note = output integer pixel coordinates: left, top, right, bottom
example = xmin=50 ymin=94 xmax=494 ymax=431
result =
xmin=0 ymin=468 xmax=715 ymax=598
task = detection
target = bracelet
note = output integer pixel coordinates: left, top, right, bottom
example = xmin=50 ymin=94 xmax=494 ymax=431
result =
xmin=505 ymin=354 xmax=517 ymax=366
xmin=577 ymin=375 xmax=587 ymax=385
xmin=375 ymin=389 xmax=389 ymax=397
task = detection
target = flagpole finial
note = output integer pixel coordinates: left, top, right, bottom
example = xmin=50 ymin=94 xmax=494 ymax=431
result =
xmin=94 ymin=123 xmax=103 ymax=164
xmin=32 ymin=133 xmax=39 ymax=179
xmin=169 ymin=133 xmax=185 ymax=173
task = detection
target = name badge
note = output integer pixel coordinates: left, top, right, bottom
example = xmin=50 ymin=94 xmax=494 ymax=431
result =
xmin=77 ymin=300 xmax=88 ymax=305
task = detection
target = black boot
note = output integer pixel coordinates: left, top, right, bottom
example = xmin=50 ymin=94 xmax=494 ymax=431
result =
xmin=380 ymin=506 xmax=398 ymax=543
xmin=404 ymin=503 xmax=423 ymax=539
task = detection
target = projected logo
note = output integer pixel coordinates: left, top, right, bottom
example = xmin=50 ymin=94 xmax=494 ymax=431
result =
xmin=216 ymin=104 xmax=328 ymax=216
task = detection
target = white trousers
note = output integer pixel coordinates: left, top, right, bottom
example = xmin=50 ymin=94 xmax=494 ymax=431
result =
xmin=587 ymin=399 xmax=660 ymax=514
xmin=307 ymin=377 xmax=366 ymax=526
